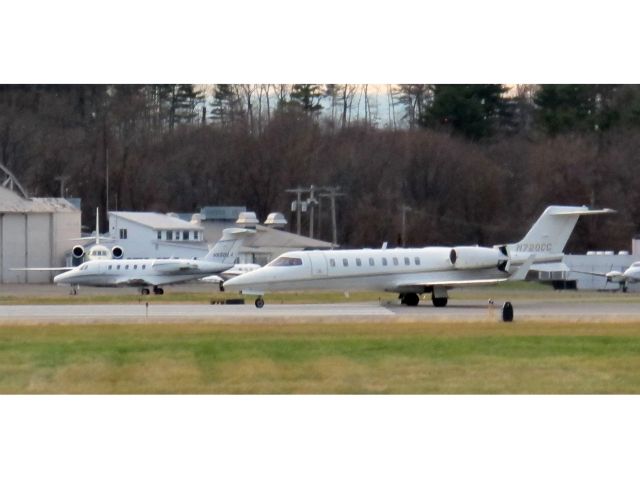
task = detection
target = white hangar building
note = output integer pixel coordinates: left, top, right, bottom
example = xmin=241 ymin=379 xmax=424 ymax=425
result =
xmin=106 ymin=211 xmax=208 ymax=259
xmin=0 ymin=165 xmax=80 ymax=283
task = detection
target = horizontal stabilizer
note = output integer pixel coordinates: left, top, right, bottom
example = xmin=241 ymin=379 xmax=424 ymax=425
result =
xmin=530 ymin=262 xmax=569 ymax=273
xmin=550 ymin=208 xmax=615 ymax=216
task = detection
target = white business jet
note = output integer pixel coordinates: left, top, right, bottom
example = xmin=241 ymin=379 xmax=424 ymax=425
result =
xmin=53 ymin=227 xmax=253 ymax=295
xmin=69 ymin=207 xmax=125 ymax=261
xmin=572 ymin=262 xmax=640 ymax=292
xmin=224 ymin=205 xmax=613 ymax=308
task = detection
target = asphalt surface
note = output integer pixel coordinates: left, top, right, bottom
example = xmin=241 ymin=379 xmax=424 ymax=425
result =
xmin=0 ymin=299 xmax=639 ymax=324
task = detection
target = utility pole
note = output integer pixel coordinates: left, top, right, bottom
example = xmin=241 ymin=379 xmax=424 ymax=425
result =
xmin=286 ymin=187 xmax=307 ymax=235
xmin=105 ymin=147 xmax=110 ymax=214
xmin=308 ymin=185 xmax=316 ymax=239
xmin=287 ymin=185 xmax=343 ymax=244
xmin=54 ymin=175 xmax=69 ymax=198
xmin=401 ymin=205 xmax=412 ymax=247
xmin=320 ymin=187 xmax=345 ymax=248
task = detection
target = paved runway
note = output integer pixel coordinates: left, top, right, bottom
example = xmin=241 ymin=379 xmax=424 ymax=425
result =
xmin=0 ymin=299 xmax=638 ymax=324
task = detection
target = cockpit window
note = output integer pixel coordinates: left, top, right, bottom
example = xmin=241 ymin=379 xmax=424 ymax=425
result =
xmin=632 ymin=262 xmax=640 ymax=268
xmin=268 ymin=256 xmax=303 ymax=267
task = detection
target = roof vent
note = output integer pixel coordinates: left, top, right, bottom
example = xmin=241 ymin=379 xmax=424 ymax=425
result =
xmin=264 ymin=212 xmax=287 ymax=228
xmin=236 ymin=211 xmax=259 ymax=227
xmin=191 ymin=213 xmax=202 ymax=224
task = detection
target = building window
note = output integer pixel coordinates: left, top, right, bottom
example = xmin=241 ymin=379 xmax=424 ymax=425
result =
xmin=193 ymin=231 xmax=199 ymax=240
xmin=134 ymin=265 xmax=137 ymax=269
xmin=369 ymin=258 xmax=375 ymax=266
xmin=393 ymin=257 xmax=399 ymax=266
xmin=330 ymin=259 xmax=336 ymax=267
xmin=382 ymin=258 xmax=388 ymax=266
xmin=343 ymin=258 xmax=349 ymax=267
xmin=183 ymin=231 xmax=189 ymax=240
xmin=119 ymin=228 xmax=127 ymax=240
xmin=117 ymin=265 xmax=121 ymax=270
xmin=404 ymin=257 xmax=410 ymax=266
xmin=356 ymin=258 xmax=362 ymax=266
xmin=108 ymin=265 xmax=112 ymax=270
xmin=415 ymin=257 xmax=421 ymax=265
xmin=142 ymin=265 xmax=146 ymax=270
xmin=167 ymin=231 xmax=173 ymax=240
xmin=157 ymin=231 xmax=161 ymax=240
xmin=125 ymin=265 xmax=129 ymax=270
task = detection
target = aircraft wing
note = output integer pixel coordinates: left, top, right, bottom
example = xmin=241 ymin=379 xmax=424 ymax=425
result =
xmin=114 ymin=278 xmax=151 ymax=287
xmin=396 ymin=278 xmax=510 ymax=288
xmin=150 ymin=261 xmax=200 ymax=273
xmin=392 ymin=256 xmax=535 ymax=290
xmin=11 ymin=267 xmax=74 ymax=272
xmin=570 ymin=270 xmax=609 ymax=278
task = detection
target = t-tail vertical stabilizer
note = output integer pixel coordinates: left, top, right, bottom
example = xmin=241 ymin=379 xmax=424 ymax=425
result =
xmin=204 ymin=227 xmax=255 ymax=265
xmin=506 ymin=205 xmax=614 ymax=262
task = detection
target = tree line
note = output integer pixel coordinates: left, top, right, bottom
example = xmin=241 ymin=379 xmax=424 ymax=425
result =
xmin=0 ymin=84 xmax=639 ymax=252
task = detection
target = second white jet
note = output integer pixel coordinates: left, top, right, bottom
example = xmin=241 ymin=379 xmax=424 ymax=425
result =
xmin=54 ymin=227 xmax=254 ymax=295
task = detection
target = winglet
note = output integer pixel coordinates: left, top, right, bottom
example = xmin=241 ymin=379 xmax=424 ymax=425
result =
xmin=508 ymin=255 xmax=535 ymax=281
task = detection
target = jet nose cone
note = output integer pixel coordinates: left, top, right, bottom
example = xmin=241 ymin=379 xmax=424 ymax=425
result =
xmin=54 ymin=271 xmax=69 ymax=284
xmin=222 ymin=275 xmax=243 ymax=291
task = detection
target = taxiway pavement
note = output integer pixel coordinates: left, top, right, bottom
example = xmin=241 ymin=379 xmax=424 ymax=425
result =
xmin=0 ymin=299 xmax=638 ymax=324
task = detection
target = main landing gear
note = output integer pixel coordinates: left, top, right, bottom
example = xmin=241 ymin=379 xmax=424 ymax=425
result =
xmin=399 ymin=288 xmax=449 ymax=307
xmin=399 ymin=293 xmax=420 ymax=306
xmin=431 ymin=287 xmax=448 ymax=307
xmin=140 ymin=286 xmax=164 ymax=296
xmin=255 ymin=297 xmax=265 ymax=308
xmin=69 ymin=285 xmax=78 ymax=296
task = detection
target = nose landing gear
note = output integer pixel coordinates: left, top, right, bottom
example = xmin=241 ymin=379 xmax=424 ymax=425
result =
xmin=255 ymin=297 xmax=265 ymax=308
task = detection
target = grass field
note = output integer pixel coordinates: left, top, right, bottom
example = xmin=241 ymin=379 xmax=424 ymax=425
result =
xmin=2 ymin=322 xmax=640 ymax=393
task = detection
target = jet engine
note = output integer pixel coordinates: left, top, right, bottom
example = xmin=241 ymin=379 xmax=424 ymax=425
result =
xmin=449 ymin=246 xmax=507 ymax=270
xmin=72 ymin=245 xmax=85 ymax=259
xmin=111 ymin=246 xmax=124 ymax=259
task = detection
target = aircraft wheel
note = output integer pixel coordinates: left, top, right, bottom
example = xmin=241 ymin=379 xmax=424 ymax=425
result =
xmin=154 ymin=287 xmax=164 ymax=295
xmin=255 ymin=297 xmax=265 ymax=309
xmin=432 ymin=296 xmax=448 ymax=307
xmin=404 ymin=293 xmax=420 ymax=306
xmin=141 ymin=288 xmax=150 ymax=295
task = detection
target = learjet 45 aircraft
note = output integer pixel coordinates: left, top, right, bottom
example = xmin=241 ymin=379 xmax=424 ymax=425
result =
xmin=223 ymin=205 xmax=613 ymax=308
xmin=53 ymin=227 xmax=254 ymax=295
